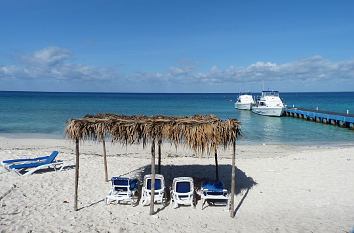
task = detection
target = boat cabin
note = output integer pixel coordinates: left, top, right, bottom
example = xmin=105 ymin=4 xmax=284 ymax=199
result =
xmin=262 ymin=91 xmax=279 ymax=97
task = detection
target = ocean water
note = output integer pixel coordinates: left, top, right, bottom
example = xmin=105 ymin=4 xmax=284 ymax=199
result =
xmin=0 ymin=91 xmax=354 ymax=145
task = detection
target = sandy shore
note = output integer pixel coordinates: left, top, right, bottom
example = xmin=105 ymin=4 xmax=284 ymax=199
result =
xmin=0 ymin=136 xmax=353 ymax=233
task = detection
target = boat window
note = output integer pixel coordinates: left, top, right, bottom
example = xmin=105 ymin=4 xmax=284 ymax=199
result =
xmin=262 ymin=91 xmax=279 ymax=97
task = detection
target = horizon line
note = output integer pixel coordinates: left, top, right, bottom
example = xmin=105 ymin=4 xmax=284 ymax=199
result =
xmin=1 ymin=90 xmax=354 ymax=94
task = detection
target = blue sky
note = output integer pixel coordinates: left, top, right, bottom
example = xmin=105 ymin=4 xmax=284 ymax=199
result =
xmin=1 ymin=0 xmax=354 ymax=92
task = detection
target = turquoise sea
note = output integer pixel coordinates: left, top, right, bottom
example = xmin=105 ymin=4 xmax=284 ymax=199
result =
xmin=0 ymin=91 xmax=354 ymax=145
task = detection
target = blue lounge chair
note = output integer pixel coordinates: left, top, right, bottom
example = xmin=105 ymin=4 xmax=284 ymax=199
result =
xmin=5 ymin=151 xmax=63 ymax=176
xmin=201 ymin=180 xmax=229 ymax=210
xmin=105 ymin=177 xmax=139 ymax=206
xmin=1 ymin=151 xmax=57 ymax=169
xmin=170 ymin=177 xmax=195 ymax=208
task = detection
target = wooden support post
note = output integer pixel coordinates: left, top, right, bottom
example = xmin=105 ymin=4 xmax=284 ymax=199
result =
xmin=74 ymin=139 xmax=80 ymax=211
xmin=214 ymin=149 xmax=219 ymax=181
xmin=150 ymin=137 xmax=156 ymax=215
xmin=230 ymin=140 xmax=236 ymax=218
xmin=102 ymin=136 xmax=109 ymax=182
xmin=158 ymin=138 xmax=162 ymax=174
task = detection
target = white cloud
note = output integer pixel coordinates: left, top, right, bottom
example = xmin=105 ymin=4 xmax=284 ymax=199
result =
xmin=0 ymin=47 xmax=124 ymax=81
xmin=1 ymin=47 xmax=354 ymax=92
xmin=21 ymin=47 xmax=72 ymax=66
xmin=153 ymin=55 xmax=354 ymax=85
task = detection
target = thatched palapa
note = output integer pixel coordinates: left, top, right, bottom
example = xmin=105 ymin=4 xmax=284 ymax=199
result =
xmin=66 ymin=114 xmax=241 ymax=153
xmin=65 ymin=113 xmax=242 ymax=217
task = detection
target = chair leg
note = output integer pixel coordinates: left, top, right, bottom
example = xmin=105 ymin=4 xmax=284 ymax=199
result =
xmin=140 ymin=192 xmax=145 ymax=205
xmin=201 ymin=199 xmax=206 ymax=210
xmin=225 ymin=198 xmax=231 ymax=211
xmin=172 ymin=197 xmax=178 ymax=209
xmin=141 ymin=191 xmax=150 ymax=206
xmin=130 ymin=190 xmax=138 ymax=206
xmin=191 ymin=197 xmax=195 ymax=209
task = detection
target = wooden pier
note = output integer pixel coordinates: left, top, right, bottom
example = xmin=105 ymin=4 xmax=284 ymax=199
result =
xmin=284 ymin=107 xmax=354 ymax=129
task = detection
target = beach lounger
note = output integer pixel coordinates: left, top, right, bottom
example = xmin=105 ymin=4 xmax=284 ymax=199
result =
xmin=201 ymin=180 xmax=229 ymax=210
xmin=170 ymin=177 xmax=195 ymax=208
xmin=6 ymin=151 xmax=63 ymax=176
xmin=105 ymin=177 xmax=139 ymax=206
xmin=1 ymin=151 xmax=56 ymax=169
xmin=141 ymin=174 xmax=166 ymax=206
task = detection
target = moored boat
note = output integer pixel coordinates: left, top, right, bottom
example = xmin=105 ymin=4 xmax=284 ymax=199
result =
xmin=251 ymin=91 xmax=285 ymax=116
xmin=235 ymin=93 xmax=254 ymax=110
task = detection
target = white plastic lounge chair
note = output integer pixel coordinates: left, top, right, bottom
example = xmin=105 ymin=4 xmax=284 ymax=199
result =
xmin=201 ymin=180 xmax=229 ymax=210
xmin=141 ymin=174 xmax=166 ymax=206
xmin=170 ymin=177 xmax=195 ymax=208
xmin=6 ymin=151 xmax=63 ymax=176
xmin=105 ymin=177 xmax=139 ymax=206
xmin=1 ymin=151 xmax=56 ymax=170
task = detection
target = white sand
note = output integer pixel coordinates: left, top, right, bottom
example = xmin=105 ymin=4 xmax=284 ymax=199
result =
xmin=0 ymin=136 xmax=353 ymax=233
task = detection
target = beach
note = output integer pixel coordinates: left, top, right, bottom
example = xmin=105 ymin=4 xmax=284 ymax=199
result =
xmin=1 ymin=135 xmax=353 ymax=233
xmin=2 ymin=0 xmax=354 ymax=231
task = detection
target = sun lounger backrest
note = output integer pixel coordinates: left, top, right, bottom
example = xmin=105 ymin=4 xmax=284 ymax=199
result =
xmin=112 ymin=178 xmax=129 ymax=186
xmin=111 ymin=177 xmax=138 ymax=191
xmin=203 ymin=181 xmax=224 ymax=191
xmin=112 ymin=177 xmax=129 ymax=191
xmin=176 ymin=181 xmax=191 ymax=193
xmin=44 ymin=151 xmax=59 ymax=163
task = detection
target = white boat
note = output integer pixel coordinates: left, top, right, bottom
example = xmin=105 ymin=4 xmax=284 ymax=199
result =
xmin=251 ymin=91 xmax=285 ymax=116
xmin=235 ymin=93 xmax=254 ymax=110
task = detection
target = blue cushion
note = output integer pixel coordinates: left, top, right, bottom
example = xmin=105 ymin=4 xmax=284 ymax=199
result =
xmin=112 ymin=178 xmax=129 ymax=186
xmin=2 ymin=156 xmax=49 ymax=164
xmin=202 ymin=181 xmax=224 ymax=192
xmin=10 ymin=161 xmax=49 ymax=170
xmin=111 ymin=177 xmax=138 ymax=190
xmin=147 ymin=179 xmax=161 ymax=190
xmin=129 ymin=179 xmax=138 ymax=190
xmin=176 ymin=181 xmax=191 ymax=193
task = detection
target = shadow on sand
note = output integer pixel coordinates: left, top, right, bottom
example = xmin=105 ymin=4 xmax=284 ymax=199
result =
xmin=133 ymin=164 xmax=257 ymax=195
xmin=119 ymin=164 xmax=258 ymax=214
xmin=14 ymin=163 xmax=75 ymax=176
